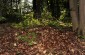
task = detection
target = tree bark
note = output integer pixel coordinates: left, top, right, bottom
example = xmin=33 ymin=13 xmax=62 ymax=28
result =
xmin=33 ymin=0 xmax=43 ymax=18
xmin=79 ymin=0 xmax=85 ymax=35
xmin=69 ymin=0 xmax=79 ymax=31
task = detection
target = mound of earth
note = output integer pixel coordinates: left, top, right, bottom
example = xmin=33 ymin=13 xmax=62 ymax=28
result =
xmin=0 ymin=24 xmax=85 ymax=55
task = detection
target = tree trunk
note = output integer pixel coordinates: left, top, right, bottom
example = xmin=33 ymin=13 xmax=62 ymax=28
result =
xmin=79 ymin=0 xmax=85 ymax=36
xmin=33 ymin=0 xmax=43 ymax=18
xmin=69 ymin=0 xmax=79 ymax=31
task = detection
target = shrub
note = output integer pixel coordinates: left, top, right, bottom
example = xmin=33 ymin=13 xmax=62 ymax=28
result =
xmin=17 ymin=32 xmax=37 ymax=45
xmin=0 ymin=16 xmax=6 ymax=23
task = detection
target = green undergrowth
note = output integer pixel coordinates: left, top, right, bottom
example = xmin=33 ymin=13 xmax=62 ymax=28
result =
xmin=78 ymin=35 xmax=85 ymax=39
xmin=11 ymin=12 xmax=72 ymax=30
xmin=0 ymin=16 xmax=6 ymax=21
xmin=17 ymin=32 xmax=37 ymax=45
xmin=0 ymin=16 xmax=6 ymax=22
xmin=11 ymin=19 xmax=72 ymax=30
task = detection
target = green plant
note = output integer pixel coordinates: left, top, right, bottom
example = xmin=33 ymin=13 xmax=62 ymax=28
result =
xmin=41 ymin=6 xmax=53 ymax=20
xmin=78 ymin=36 xmax=85 ymax=39
xmin=17 ymin=32 xmax=37 ymax=45
xmin=11 ymin=12 xmax=42 ymax=28
xmin=0 ymin=16 xmax=6 ymax=21
xmin=48 ymin=20 xmax=59 ymax=27
xmin=59 ymin=9 xmax=71 ymax=23
xmin=11 ymin=11 xmax=72 ymax=30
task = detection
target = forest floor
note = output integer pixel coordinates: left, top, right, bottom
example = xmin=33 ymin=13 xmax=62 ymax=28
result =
xmin=0 ymin=23 xmax=85 ymax=55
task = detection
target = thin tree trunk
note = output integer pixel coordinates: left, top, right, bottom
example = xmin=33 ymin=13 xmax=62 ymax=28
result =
xmin=69 ymin=0 xmax=79 ymax=31
xmin=33 ymin=0 xmax=42 ymax=18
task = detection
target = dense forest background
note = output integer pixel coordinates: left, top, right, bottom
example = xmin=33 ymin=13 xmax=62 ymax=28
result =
xmin=0 ymin=0 xmax=70 ymax=22
xmin=0 ymin=0 xmax=71 ymax=28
